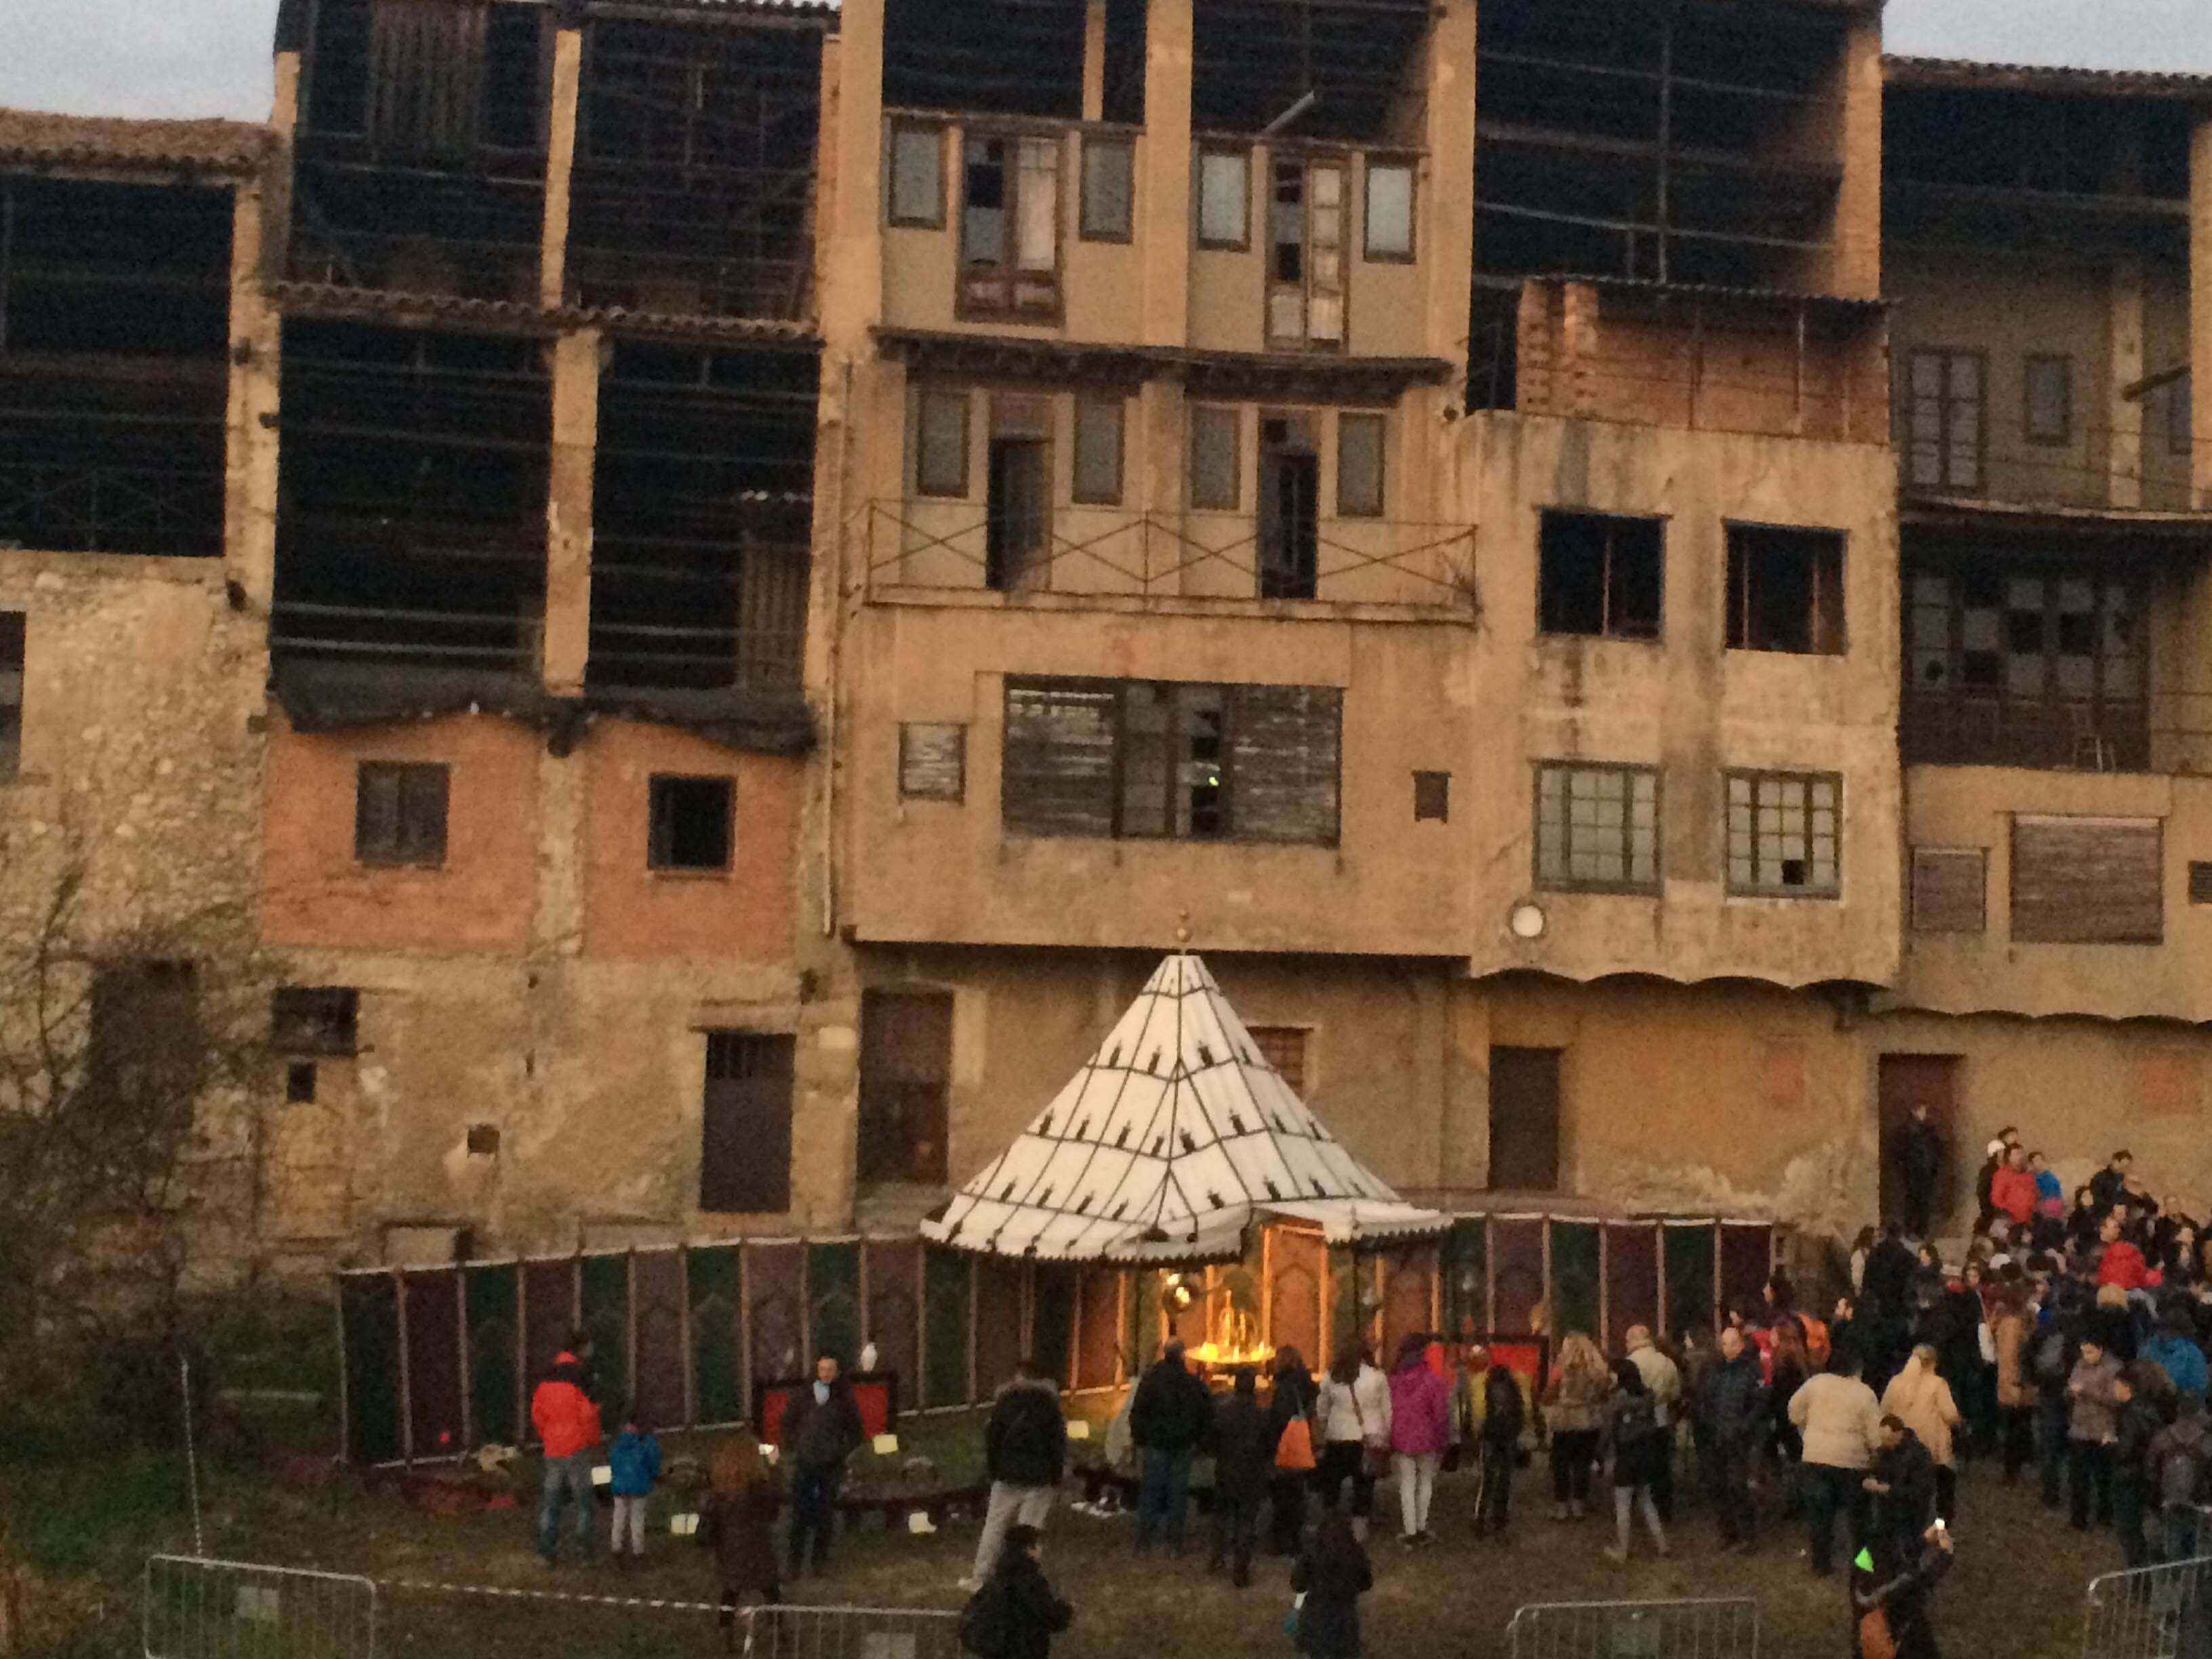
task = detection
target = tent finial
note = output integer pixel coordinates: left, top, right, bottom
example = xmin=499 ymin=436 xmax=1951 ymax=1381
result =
xmin=1175 ymin=909 xmax=1191 ymax=949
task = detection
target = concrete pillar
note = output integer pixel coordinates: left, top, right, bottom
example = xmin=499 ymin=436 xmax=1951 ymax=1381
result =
xmin=1828 ymin=23 xmax=1883 ymax=300
xmin=225 ymin=175 xmax=281 ymax=613
xmin=821 ymin=0 xmax=885 ymax=346
xmin=2110 ymin=258 xmax=2146 ymax=510
xmin=2192 ymin=117 xmax=2212 ymax=507
xmin=1136 ymin=377 xmax=1185 ymax=590
xmin=1081 ymin=0 xmax=1107 ymax=123
xmin=541 ymin=329 xmax=600 ymax=695
xmin=1139 ymin=0 xmax=1193 ymax=348
xmin=540 ymin=27 xmax=583 ymax=309
xmin=1562 ymin=281 xmax=1599 ymax=420
xmin=1422 ymin=0 xmax=1476 ymax=370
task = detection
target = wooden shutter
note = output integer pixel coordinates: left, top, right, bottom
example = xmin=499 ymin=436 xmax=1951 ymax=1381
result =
xmin=2010 ymin=816 xmax=2162 ymax=943
xmin=2190 ymin=861 xmax=2212 ymax=905
xmin=1229 ymin=685 xmax=1340 ymax=844
xmin=701 ymin=1033 xmax=795 ymax=1212
xmin=1001 ymin=680 xmax=1115 ymax=836
xmin=369 ymin=0 xmax=489 ymax=159
xmin=1909 ymin=848 xmax=1986 ymax=934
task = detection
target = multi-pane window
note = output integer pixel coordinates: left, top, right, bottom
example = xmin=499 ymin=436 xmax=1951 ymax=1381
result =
xmin=1534 ymin=763 xmax=1658 ymax=893
xmin=1725 ymin=771 xmax=1839 ymax=898
xmin=2024 ymin=355 xmax=2071 ymax=446
xmin=1073 ymin=398 xmax=1124 ymax=505
xmin=1197 ymin=147 xmax=1250 ymax=249
xmin=1267 ymin=159 xmax=1346 ymax=349
xmin=1904 ymin=565 xmax=2145 ymax=769
xmin=1002 ymin=677 xmax=1340 ymax=845
xmin=916 ymin=388 xmax=970 ymax=496
xmin=354 ymin=761 xmax=448 ymax=865
xmin=1189 ymin=405 xmax=1240 ymax=509
xmin=958 ymin=134 xmax=1061 ymax=318
xmin=1364 ymin=159 xmax=1414 ymax=261
xmin=1725 ymin=525 xmax=1844 ymax=654
xmin=1336 ymin=413 xmax=1385 ymax=518
xmin=0 ymin=611 xmax=22 ymax=778
xmin=1906 ymin=350 xmax=1985 ymax=493
xmin=1079 ymin=135 xmax=1134 ymax=241
xmin=887 ymin=122 xmax=944 ymax=226
xmin=1538 ymin=510 xmax=1663 ymax=641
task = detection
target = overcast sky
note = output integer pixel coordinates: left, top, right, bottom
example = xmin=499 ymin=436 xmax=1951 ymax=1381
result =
xmin=1 ymin=0 xmax=2209 ymax=122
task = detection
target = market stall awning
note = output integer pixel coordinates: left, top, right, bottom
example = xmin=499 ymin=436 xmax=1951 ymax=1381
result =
xmin=920 ymin=953 xmax=1446 ymax=1264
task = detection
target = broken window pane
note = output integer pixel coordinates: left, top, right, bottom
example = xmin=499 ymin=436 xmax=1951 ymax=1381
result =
xmin=2024 ymin=355 xmax=2070 ymax=445
xmin=1535 ymin=763 xmax=1658 ymax=893
xmin=888 ymin=123 xmax=943 ymax=226
xmin=1725 ymin=771 xmax=1840 ymax=897
xmin=1073 ymin=398 xmax=1124 ymax=504
xmin=354 ymin=761 xmax=449 ymax=865
xmin=1189 ymin=406 xmax=1240 ymax=510
xmin=1725 ymin=525 xmax=1845 ymax=654
xmin=1538 ymin=510 xmax=1664 ymax=641
xmin=1080 ymin=136 xmax=1133 ymax=240
xmin=1364 ymin=161 xmax=1414 ymax=259
xmin=960 ymin=137 xmax=1006 ymax=265
xmin=1197 ymin=148 xmax=1248 ymax=247
xmin=916 ymin=389 xmax=969 ymax=496
xmin=1336 ymin=413 xmax=1385 ymax=517
xmin=648 ymin=774 xmax=734 ymax=871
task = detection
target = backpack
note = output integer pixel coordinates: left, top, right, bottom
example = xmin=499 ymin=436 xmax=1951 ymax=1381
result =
xmin=1613 ymin=1392 xmax=1658 ymax=1445
xmin=2160 ymin=1434 xmax=2211 ymax=1509
xmin=2034 ymin=1328 xmax=2070 ymax=1385
xmin=958 ymin=1578 xmax=1010 ymax=1659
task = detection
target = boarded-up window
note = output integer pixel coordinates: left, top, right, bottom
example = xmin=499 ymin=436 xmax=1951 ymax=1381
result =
xmin=2011 ymin=815 xmax=2163 ymax=943
xmin=355 ymin=761 xmax=448 ymax=865
xmin=888 ymin=122 xmax=944 ymax=226
xmin=1336 ymin=413 xmax=1385 ymax=518
xmin=1073 ymin=398 xmax=1124 ymax=505
xmin=858 ymin=989 xmax=951 ymax=1185
xmin=2024 ymin=354 xmax=2071 ymax=445
xmin=1080 ymin=136 xmax=1134 ymax=241
xmin=272 ymin=986 xmax=360 ymax=1054
xmin=1197 ymin=148 xmax=1248 ymax=249
xmin=367 ymin=0 xmax=490 ymax=159
xmin=899 ymin=722 xmax=966 ymax=801
xmin=701 ymin=1031 xmax=794 ymax=1212
xmin=916 ymin=389 xmax=969 ymax=497
xmin=1246 ymin=1025 xmax=1309 ymax=1094
xmin=1910 ymin=848 xmax=1986 ymax=934
xmin=1003 ymin=678 xmax=1340 ymax=844
xmin=1190 ymin=405 xmax=1240 ymax=509
xmin=2189 ymin=861 xmax=2212 ymax=905
xmin=0 ymin=611 xmax=21 ymax=779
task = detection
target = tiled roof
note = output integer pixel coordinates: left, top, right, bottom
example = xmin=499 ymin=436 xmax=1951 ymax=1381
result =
xmin=0 ymin=108 xmax=272 ymax=174
xmin=271 ymin=281 xmax=821 ymax=346
xmin=1884 ymin=56 xmax=2212 ymax=100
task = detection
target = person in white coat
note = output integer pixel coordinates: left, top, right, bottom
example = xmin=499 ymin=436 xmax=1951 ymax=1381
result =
xmin=1313 ymin=1341 xmax=1392 ymax=1539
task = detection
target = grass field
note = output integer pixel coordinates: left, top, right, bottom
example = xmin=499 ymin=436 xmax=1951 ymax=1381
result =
xmin=2 ymin=1405 xmax=2131 ymax=1659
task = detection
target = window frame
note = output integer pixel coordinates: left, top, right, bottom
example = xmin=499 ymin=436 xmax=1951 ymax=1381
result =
xmin=1412 ymin=770 xmax=1450 ymax=823
xmin=1536 ymin=508 xmax=1666 ymax=643
xmin=915 ymin=387 xmax=972 ymax=498
xmin=1723 ymin=521 xmax=1847 ymax=655
xmin=353 ymin=760 xmax=449 ymax=867
xmin=271 ymin=985 xmax=361 ymax=1055
xmin=2022 ymin=353 xmax=2072 ymax=447
xmin=886 ymin=119 xmax=946 ymax=228
xmin=1532 ymin=760 xmax=1661 ymax=896
xmin=1195 ymin=144 xmax=1252 ymax=251
xmin=1909 ymin=846 xmax=1987 ymax=934
xmin=1724 ymin=769 xmax=1843 ymax=900
xmin=1078 ymin=132 xmax=1135 ymax=243
xmin=1072 ymin=395 xmax=1126 ymax=506
xmin=1361 ymin=155 xmax=1416 ymax=263
xmin=1335 ymin=411 xmax=1386 ymax=518
xmin=647 ymin=773 xmax=735 ymax=874
xmin=1265 ymin=153 xmax=1348 ymax=352
xmin=1245 ymin=1023 xmax=1312 ymax=1094
xmin=956 ymin=127 xmax=1065 ymax=321
xmin=1905 ymin=347 xmax=1988 ymax=495
xmin=1189 ymin=403 xmax=1242 ymax=511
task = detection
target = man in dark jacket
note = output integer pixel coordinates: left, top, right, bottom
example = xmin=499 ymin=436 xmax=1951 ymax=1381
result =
xmin=1128 ymin=1339 xmax=1212 ymax=1555
xmin=973 ymin=1523 xmax=1073 ymax=1659
xmin=778 ymin=1353 xmax=865 ymax=1578
xmin=1697 ymin=1326 xmax=1767 ymax=1553
xmin=1893 ymin=1105 xmax=1945 ymax=1240
xmin=1864 ymin=1415 xmax=1938 ymax=1552
xmin=2113 ymin=1367 xmax=2166 ymax=1568
xmin=2091 ymin=1151 xmax=2134 ymax=1218
xmin=966 ymin=1359 xmax=1067 ymax=1589
xmin=2150 ymin=1393 xmax=2212 ymax=1562
xmin=1208 ymin=1368 xmax=1273 ymax=1586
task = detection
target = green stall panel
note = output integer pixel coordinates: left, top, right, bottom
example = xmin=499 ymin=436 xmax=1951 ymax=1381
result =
xmin=1664 ymin=1223 xmax=1718 ymax=1340
xmin=464 ymin=1261 xmax=520 ymax=1448
xmin=922 ymin=1248 xmax=972 ymax=1409
xmin=807 ymin=1243 xmax=861 ymax=1370
xmin=340 ymin=1273 xmax=402 ymax=1465
xmin=1327 ymin=1247 xmax=1361 ymax=1361
xmin=1441 ymin=1218 xmax=1488 ymax=1338
xmin=1031 ymin=1266 xmax=1076 ymax=1387
xmin=579 ymin=1252 xmax=630 ymax=1411
xmin=687 ymin=1245 xmax=743 ymax=1425
xmin=1126 ymin=1269 xmax=1160 ymax=1376
xmin=1549 ymin=1221 xmax=1601 ymax=1342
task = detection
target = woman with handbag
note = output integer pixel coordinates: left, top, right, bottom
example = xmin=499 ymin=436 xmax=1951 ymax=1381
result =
xmin=1314 ymin=1342 xmax=1392 ymax=1540
xmin=1850 ymin=1523 xmax=1954 ymax=1659
xmin=1267 ymin=1347 xmax=1319 ymax=1555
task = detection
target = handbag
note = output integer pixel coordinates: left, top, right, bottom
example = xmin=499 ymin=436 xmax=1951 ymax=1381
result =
xmin=1978 ymin=1319 xmax=1997 ymax=1364
xmin=1858 ymin=1607 xmax=1898 ymax=1659
xmin=1275 ymin=1390 xmax=1318 ymax=1473
xmin=1282 ymin=1593 xmax=1306 ymax=1639
xmin=1349 ymin=1374 xmax=1390 ymax=1478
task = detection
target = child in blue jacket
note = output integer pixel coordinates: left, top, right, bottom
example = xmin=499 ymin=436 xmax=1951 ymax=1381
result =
xmin=608 ymin=1408 xmax=663 ymax=1565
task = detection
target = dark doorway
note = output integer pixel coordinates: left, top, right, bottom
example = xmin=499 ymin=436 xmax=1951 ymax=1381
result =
xmin=1487 ymin=1046 xmax=1561 ymax=1192
xmin=985 ymin=436 xmax=1049 ymax=591
xmin=1258 ymin=415 xmax=1318 ymax=598
xmin=700 ymin=1031 xmax=795 ymax=1212
xmin=859 ymin=988 xmax=954 ymax=1185
xmin=1877 ymin=1053 xmax=1962 ymax=1229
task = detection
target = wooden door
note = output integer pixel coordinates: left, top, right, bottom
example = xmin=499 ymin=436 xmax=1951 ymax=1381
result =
xmin=1877 ymin=1053 xmax=1961 ymax=1228
xmin=701 ymin=1032 xmax=795 ymax=1212
xmin=859 ymin=989 xmax=954 ymax=1184
xmin=1487 ymin=1046 xmax=1561 ymax=1193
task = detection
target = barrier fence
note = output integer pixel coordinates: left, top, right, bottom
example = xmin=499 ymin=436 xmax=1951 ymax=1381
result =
xmin=337 ymin=1214 xmax=1779 ymax=1465
xmin=2081 ymin=1555 xmax=2212 ymax=1659
xmin=1505 ymin=1597 xmax=1760 ymax=1659
xmin=143 ymin=1555 xmax=377 ymax=1659
xmin=742 ymin=1604 xmax=962 ymax=1659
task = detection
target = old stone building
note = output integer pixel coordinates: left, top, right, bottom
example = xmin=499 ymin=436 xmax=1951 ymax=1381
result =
xmin=1 ymin=0 xmax=2209 ymax=1271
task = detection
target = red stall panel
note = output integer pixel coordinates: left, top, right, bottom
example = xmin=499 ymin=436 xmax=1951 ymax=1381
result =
xmin=401 ymin=1268 xmax=463 ymax=1462
xmin=863 ymin=1237 xmax=922 ymax=1413
xmin=631 ymin=1248 xmax=687 ymax=1431
xmin=745 ymin=1240 xmax=805 ymax=1387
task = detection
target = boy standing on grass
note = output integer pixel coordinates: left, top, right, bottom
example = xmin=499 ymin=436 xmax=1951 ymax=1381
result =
xmin=609 ymin=1408 xmax=663 ymax=1569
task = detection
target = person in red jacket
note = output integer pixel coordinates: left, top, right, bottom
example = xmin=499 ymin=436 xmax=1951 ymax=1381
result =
xmin=533 ymin=1334 xmax=604 ymax=1564
xmin=2096 ymin=1214 xmax=2154 ymax=1294
xmin=1990 ymin=1146 xmax=2039 ymax=1231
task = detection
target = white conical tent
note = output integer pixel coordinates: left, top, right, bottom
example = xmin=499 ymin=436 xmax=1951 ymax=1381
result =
xmin=920 ymin=952 xmax=1445 ymax=1263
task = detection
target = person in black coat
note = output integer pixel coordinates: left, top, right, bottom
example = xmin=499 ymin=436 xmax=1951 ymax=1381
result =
xmin=1265 ymin=1348 xmax=1316 ymax=1555
xmin=1128 ymin=1339 xmax=1212 ymax=1555
xmin=1291 ymin=1513 xmax=1374 ymax=1659
xmin=1864 ymin=1416 xmax=1938 ymax=1552
xmin=968 ymin=1359 xmax=1069 ymax=1589
xmin=1208 ymin=1368 xmax=1274 ymax=1586
xmin=777 ymin=1354 xmax=865 ymax=1578
xmin=1893 ymin=1106 xmax=1946 ymax=1240
xmin=1697 ymin=1328 xmax=1768 ymax=1553
xmin=1851 ymin=1525 xmax=1954 ymax=1659
xmin=987 ymin=1525 xmax=1073 ymax=1659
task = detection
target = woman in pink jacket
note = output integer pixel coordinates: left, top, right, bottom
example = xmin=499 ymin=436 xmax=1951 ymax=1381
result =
xmin=1387 ymin=1332 xmax=1450 ymax=1545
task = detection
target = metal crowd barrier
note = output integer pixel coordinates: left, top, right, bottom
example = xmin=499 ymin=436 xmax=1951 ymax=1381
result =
xmin=743 ymin=1603 xmax=964 ymax=1659
xmin=1506 ymin=1597 xmax=1759 ymax=1659
xmin=144 ymin=1555 xmax=378 ymax=1659
xmin=2082 ymin=1555 xmax=2212 ymax=1659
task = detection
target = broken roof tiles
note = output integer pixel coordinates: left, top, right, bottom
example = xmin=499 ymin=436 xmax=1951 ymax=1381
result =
xmin=1883 ymin=56 xmax=2212 ymax=102
xmin=0 ymin=109 xmax=272 ymax=176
